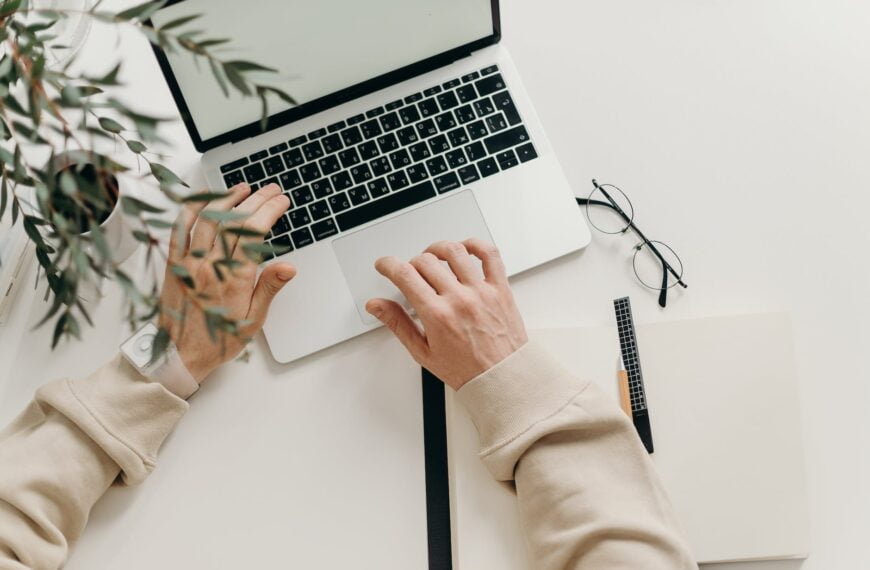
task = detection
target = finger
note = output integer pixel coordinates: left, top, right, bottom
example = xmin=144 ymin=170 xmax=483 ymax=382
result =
xmin=462 ymin=238 xmax=508 ymax=286
xmin=365 ymin=298 xmax=429 ymax=363
xmin=409 ymin=252 xmax=459 ymax=294
xmin=246 ymin=262 xmax=297 ymax=330
xmin=221 ymin=183 xmax=282 ymax=257
xmin=189 ymin=183 xmax=251 ymax=252
xmin=425 ymin=241 xmax=480 ymax=284
xmin=232 ymin=193 xmax=291 ymax=261
xmin=374 ymin=256 xmax=437 ymax=309
xmin=168 ymin=199 xmax=209 ymax=262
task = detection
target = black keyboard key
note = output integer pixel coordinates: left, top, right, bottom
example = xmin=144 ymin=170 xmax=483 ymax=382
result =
xmin=447 ymin=127 xmax=469 ymax=148
xmin=318 ymin=155 xmax=341 ymax=176
xmin=328 ymin=192 xmax=351 ymax=213
xmin=474 ymin=98 xmax=495 ymax=118
xmin=387 ymin=170 xmax=409 ymax=191
xmin=358 ymin=140 xmax=380 ymax=160
xmin=437 ymin=91 xmax=459 ymax=111
xmin=497 ymin=149 xmax=519 ymax=170
xmin=475 ymin=74 xmax=506 ymax=96
xmin=366 ymin=106 xmax=385 ymax=119
xmin=407 ymin=164 xmax=430 ymax=183
xmin=379 ymin=112 xmax=401 ymax=132
xmin=300 ymin=163 xmax=321 ymax=182
xmin=433 ymin=172 xmax=460 ymax=194
xmin=423 ymin=86 xmax=442 ymax=97
xmin=456 ymin=85 xmax=477 ymax=104
xmin=428 ymin=134 xmax=450 ymax=155
xmin=477 ymin=157 xmax=499 ymax=177
xmin=291 ymin=185 xmax=314 ymax=206
xmin=455 ymin=105 xmax=476 ymax=125
xmin=269 ymin=142 xmax=289 ymax=154
xmin=399 ymin=105 xmax=421 ymax=125
xmin=348 ymin=186 xmax=371 ymax=206
xmin=282 ymin=148 xmax=304 ymax=168
xmin=442 ymin=78 xmax=461 ymax=90
xmin=516 ymin=142 xmax=538 ymax=163
xmin=338 ymin=148 xmax=361 ymax=169
xmin=409 ymin=142 xmax=432 ymax=163
xmin=467 ymin=121 xmax=488 ymax=140
xmin=404 ymin=92 xmax=424 ymax=104
xmin=224 ymin=170 xmax=245 ymax=188
xmin=458 ymin=164 xmax=480 ymax=184
xmin=465 ymin=141 xmax=487 ymax=161
xmin=371 ymin=156 xmax=393 ymax=177
xmin=279 ymin=169 xmax=302 ymax=190
xmin=311 ymin=178 xmax=334 ymax=199
xmin=249 ymin=150 xmax=268 ymax=162
xmin=486 ymin=114 xmax=508 ymax=134
xmin=289 ymin=207 xmax=311 ymax=228
xmin=271 ymin=214 xmax=291 ymax=236
xmin=483 ymin=125 xmax=530 ymax=155
xmin=389 ymin=149 xmax=412 ymax=170
xmin=341 ymin=126 xmax=363 ymax=146
xmin=310 ymin=200 xmax=331 ymax=221
xmin=376 ymin=133 xmax=399 ymax=153
xmin=221 ymin=157 xmax=248 ymax=173
xmin=289 ymin=135 xmax=307 ymax=147
xmin=303 ymin=141 xmax=324 ymax=161
xmin=426 ymin=156 xmax=448 ymax=176
xmin=360 ymin=119 xmax=382 ymax=139
xmin=418 ymin=98 xmax=440 ymax=118
xmin=367 ymin=177 xmax=390 ymax=198
xmin=328 ymin=120 xmax=347 ymax=133
xmin=462 ymin=71 xmax=480 ymax=83
xmin=351 ymin=164 xmax=374 ymax=184
xmin=480 ymin=65 xmax=499 ymax=76
xmin=337 ymin=181 xmax=436 ymax=232
xmin=416 ymin=119 xmax=438 ymax=139
xmin=445 ymin=149 xmax=468 ymax=169
xmin=250 ymin=183 xmax=260 ymax=191
xmin=396 ymin=126 xmax=419 ymax=146
xmin=435 ymin=112 xmax=457 ymax=132
xmin=331 ymin=171 xmax=354 ymax=191
xmin=261 ymin=177 xmax=279 ymax=190
xmin=386 ymin=99 xmax=404 ymax=111
xmin=243 ymin=162 xmax=266 ymax=183
xmin=312 ymin=218 xmax=338 ymax=241
xmin=491 ymin=91 xmax=522 ymax=126
xmin=321 ymin=133 xmax=343 ymax=154
xmin=263 ymin=155 xmax=285 ymax=176
xmin=271 ymin=233 xmax=294 ymax=253
xmin=308 ymin=128 xmax=327 ymax=139
xmin=291 ymin=227 xmax=314 ymax=249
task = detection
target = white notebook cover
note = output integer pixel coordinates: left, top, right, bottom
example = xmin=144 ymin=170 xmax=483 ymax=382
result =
xmin=448 ymin=312 xmax=810 ymax=567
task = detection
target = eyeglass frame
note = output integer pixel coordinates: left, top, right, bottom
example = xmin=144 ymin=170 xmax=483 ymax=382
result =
xmin=575 ymin=179 xmax=687 ymax=308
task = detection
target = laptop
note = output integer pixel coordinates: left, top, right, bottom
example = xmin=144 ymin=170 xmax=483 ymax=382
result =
xmin=150 ymin=0 xmax=590 ymax=363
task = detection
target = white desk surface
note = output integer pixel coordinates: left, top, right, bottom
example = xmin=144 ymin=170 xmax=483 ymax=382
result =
xmin=2 ymin=0 xmax=869 ymax=568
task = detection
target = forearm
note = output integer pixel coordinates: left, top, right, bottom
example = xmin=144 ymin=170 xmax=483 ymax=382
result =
xmin=0 ymin=356 xmax=187 ymax=570
xmin=458 ymin=342 xmax=696 ymax=569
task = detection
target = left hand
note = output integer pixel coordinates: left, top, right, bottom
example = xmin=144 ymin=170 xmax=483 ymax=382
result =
xmin=159 ymin=182 xmax=296 ymax=383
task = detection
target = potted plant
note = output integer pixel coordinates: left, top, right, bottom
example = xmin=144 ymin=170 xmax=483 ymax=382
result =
xmin=0 ymin=0 xmax=295 ymax=351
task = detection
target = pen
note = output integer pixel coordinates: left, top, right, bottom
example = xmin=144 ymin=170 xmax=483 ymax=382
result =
xmin=617 ymin=355 xmax=632 ymax=417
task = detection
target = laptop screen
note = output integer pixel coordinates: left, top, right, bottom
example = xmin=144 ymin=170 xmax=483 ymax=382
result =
xmin=151 ymin=0 xmax=495 ymax=148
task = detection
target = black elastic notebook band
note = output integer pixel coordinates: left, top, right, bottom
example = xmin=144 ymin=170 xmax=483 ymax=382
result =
xmin=422 ymin=368 xmax=453 ymax=569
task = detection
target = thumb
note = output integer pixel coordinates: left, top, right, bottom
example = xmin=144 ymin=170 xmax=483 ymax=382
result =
xmin=366 ymin=298 xmax=429 ymax=363
xmin=248 ymin=263 xmax=297 ymax=328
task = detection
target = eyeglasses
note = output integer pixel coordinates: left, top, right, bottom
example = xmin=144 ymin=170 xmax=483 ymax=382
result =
xmin=576 ymin=180 xmax=687 ymax=308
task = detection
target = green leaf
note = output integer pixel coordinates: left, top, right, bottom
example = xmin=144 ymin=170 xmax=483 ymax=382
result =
xmin=224 ymin=60 xmax=276 ymax=73
xmin=222 ymin=64 xmax=251 ymax=96
xmin=115 ymin=0 xmax=167 ymax=22
xmin=148 ymin=327 xmax=171 ymax=365
xmin=51 ymin=313 xmax=67 ymax=349
xmin=149 ymin=162 xmax=188 ymax=188
xmin=157 ymin=13 xmax=200 ymax=31
xmin=208 ymin=57 xmax=229 ymax=98
xmin=98 ymin=116 xmax=124 ymax=134
xmin=126 ymin=139 xmax=147 ymax=154
xmin=121 ymin=195 xmax=165 ymax=215
xmin=132 ymin=229 xmax=152 ymax=243
xmin=0 ymin=172 xmax=7 ymax=220
xmin=0 ymin=56 xmax=13 ymax=78
xmin=145 ymin=218 xmax=173 ymax=229
xmin=223 ymin=226 xmax=263 ymax=238
xmin=170 ymin=263 xmax=195 ymax=288
xmin=200 ymin=209 xmax=247 ymax=222
xmin=0 ymin=0 xmax=23 ymax=18
xmin=182 ymin=191 xmax=228 ymax=202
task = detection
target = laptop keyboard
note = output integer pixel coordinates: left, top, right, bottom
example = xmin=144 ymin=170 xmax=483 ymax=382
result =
xmin=218 ymin=65 xmax=539 ymax=259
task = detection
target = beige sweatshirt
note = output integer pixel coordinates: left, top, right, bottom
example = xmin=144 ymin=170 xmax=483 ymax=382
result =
xmin=0 ymin=343 xmax=696 ymax=569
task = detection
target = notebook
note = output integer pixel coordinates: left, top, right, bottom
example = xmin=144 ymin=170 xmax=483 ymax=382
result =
xmin=447 ymin=312 xmax=810 ymax=567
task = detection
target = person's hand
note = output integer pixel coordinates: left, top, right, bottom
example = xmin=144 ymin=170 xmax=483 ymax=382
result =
xmin=365 ymin=239 xmax=527 ymax=390
xmin=159 ymin=183 xmax=296 ymax=383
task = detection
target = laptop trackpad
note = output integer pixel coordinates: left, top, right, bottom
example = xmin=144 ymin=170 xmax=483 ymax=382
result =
xmin=332 ymin=191 xmax=493 ymax=325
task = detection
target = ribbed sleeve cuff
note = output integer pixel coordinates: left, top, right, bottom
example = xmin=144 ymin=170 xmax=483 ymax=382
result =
xmin=456 ymin=341 xmax=589 ymax=457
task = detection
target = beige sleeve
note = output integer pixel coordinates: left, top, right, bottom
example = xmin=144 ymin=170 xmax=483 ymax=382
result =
xmin=0 ymin=356 xmax=188 ymax=570
xmin=456 ymin=342 xmax=697 ymax=569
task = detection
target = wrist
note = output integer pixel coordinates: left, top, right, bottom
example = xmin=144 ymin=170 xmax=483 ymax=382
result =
xmin=120 ymin=324 xmax=200 ymax=399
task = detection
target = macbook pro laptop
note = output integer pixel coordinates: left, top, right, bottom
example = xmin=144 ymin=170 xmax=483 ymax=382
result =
xmin=150 ymin=0 xmax=590 ymax=363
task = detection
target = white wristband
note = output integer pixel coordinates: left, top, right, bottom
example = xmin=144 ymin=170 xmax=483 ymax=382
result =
xmin=120 ymin=323 xmax=200 ymax=400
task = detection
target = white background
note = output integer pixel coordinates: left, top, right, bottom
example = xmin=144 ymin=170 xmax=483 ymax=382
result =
xmin=1 ymin=0 xmax=869 ymax=568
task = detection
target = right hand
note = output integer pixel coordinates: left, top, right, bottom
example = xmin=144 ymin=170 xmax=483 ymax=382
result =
xmin=366 ymin=239 xmax=528 ymax=391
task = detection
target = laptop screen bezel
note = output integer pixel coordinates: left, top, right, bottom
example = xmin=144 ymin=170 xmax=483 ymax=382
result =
xmin=148 ymin=0 xmax=502 ymax=153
